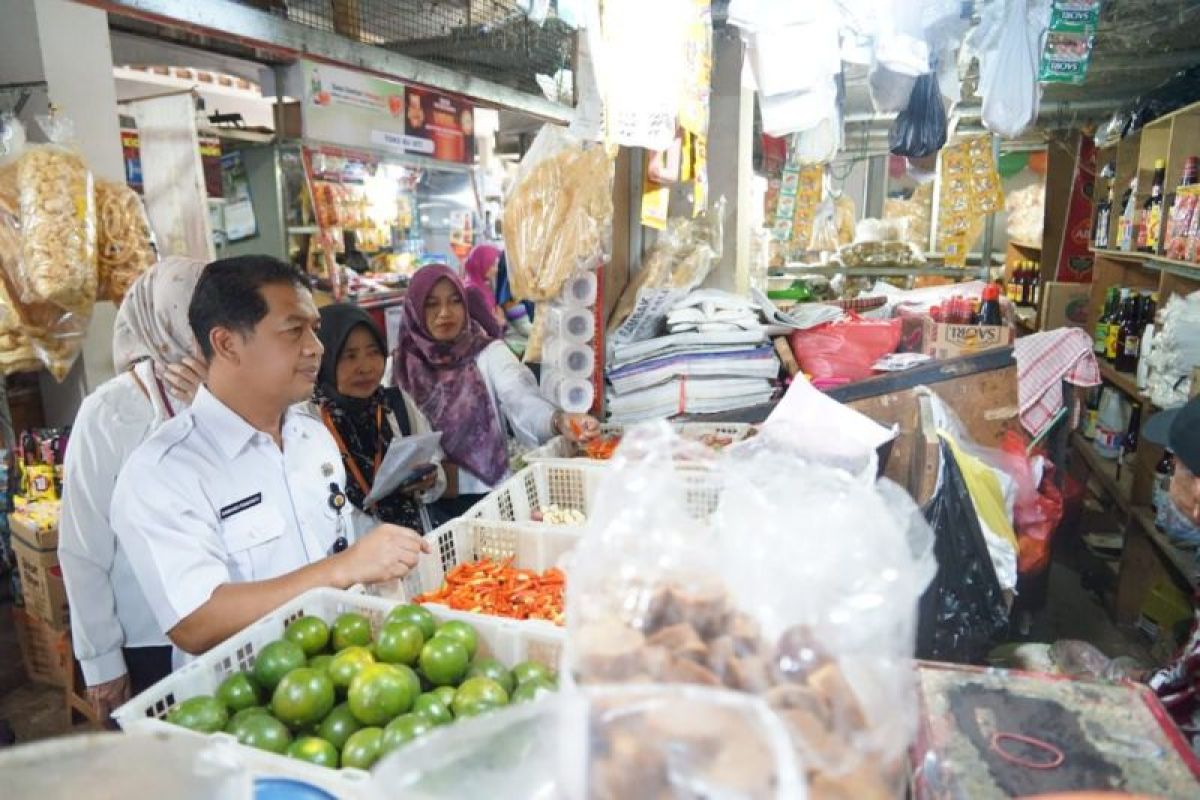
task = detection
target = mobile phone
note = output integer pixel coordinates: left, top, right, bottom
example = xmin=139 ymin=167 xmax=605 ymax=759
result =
xmin=396 ymin=463 xmax=438 ymax=492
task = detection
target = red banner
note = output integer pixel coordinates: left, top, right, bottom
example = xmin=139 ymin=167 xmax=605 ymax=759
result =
xmin=1055 ymin=136 xmax=1096 ymax=282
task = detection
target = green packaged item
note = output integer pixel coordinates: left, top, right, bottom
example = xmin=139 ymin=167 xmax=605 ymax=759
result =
xmin=1049 ymin=0 xmax=1101 ymax=33
xmin=1040 ymin=31 xmax=1094 ymax=84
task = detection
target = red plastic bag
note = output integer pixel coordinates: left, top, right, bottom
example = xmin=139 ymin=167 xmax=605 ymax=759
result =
xmin=998 ymin=431 xmax=1064 ymax=575
xmin=790 ymin=315 xmax=901 ymax=387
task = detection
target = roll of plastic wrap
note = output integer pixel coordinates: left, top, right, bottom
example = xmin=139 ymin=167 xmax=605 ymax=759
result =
xmin=563 ymin=271 xmax=598 ymax=307
xmin=546 ymin=304 xmax=595 ymax=343
xmin=554 ymin=376 xmax=594 ymax=414
xmin=543 ymin=336 xmax=595 ymax=379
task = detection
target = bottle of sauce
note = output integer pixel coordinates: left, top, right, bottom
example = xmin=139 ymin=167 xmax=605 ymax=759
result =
xmin=1118 ymin=178 xmax=1138 ymax=251
xmin=1094 ymin=162 xmax=1115 ymax=248
xmin=1143 ymin=158 xmax=1167 ymax=253
xmin=979 ymin=283 xmax=1003 ymax=326
xmin=1115 ymin=293 xmax=1142 ymax=373
xmin=1105 ymin=289 xmax=1129 ymax=362
xmin=1093 ymin=287 xmax=1118 ymax=355
xmin=1154 ymin=449 xmax=1176 ymax=511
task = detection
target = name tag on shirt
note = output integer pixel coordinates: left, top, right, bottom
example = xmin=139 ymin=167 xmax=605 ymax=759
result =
xmin=219 ymin=493 xmax=263 ymax=520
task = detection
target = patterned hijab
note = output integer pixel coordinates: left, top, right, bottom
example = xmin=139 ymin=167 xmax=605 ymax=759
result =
xmin=393 ymin=264 xmax=508 ymax=486
xmin=111 ymin=256 xmax=206 ymax=372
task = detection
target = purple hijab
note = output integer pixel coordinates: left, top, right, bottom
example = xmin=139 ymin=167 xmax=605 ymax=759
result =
xmin=394 ymin=264 xmax=509 ymax=486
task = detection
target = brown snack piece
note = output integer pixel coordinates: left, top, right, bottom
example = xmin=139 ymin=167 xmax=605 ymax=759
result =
xmin=808 ymin=663 xmax=868 ymax=733
xmin=778 ymin=707 xmax=844 ymax=765
xmin=728 ymin=612 xmax=763 ymax=655
xmin=590 ymin=729 xmax=668 ymax=800
xmin=662 ymin=655 xmax=722 ymax=687
xmin=647 ymin=622 xmax=708 ymax=663
xmin=96 ymin=180 xmax=155 ymax=303
xmin=668 ymin=584 xmax=730 ymax=640
xmin=704 ymin=731 xmax=780 ymax=796
xmin=576 ymin=619 xmax=646 ymax=681
xmin=728 ymin=655 xmax=773 ymax=694
xmin=776 ymin=624 xmax=833 ymax=682
xmin=706 ymin=634 xmax=737 ymax=679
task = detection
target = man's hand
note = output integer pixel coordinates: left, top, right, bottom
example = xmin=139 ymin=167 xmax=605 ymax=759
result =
xmin=158 ymin=356 xmax=208 ymax=404
xmin=86 ymin=673 xmax=131 ymax=719
xmin=334 ymin=524 xmax=431 ymax=586
xmin=556 ymin=413 xmax=601 ymax=444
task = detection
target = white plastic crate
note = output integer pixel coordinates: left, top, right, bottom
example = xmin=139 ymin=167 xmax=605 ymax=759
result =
xmin=113 ymin=587 xmax=563 ymax=779
xmin=400 ymin=516 xmax=578 ymax=629
xmin=522 ymin=422 xmax=755 ymax=466
xmin=465 ymin=461 xmax=722 ymax=526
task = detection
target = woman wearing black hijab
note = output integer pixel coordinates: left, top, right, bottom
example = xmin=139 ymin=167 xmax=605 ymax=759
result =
xmin=314 ymin=303 xmax=448 ymax=532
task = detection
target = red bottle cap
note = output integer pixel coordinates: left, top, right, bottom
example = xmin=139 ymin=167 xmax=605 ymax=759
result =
xmin=983 ymin=284 xmax=1001 ymax=301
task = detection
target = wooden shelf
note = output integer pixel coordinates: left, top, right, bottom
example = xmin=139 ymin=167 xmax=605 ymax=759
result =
xmin=1008 ymin=240 xmax=1043 ymax=252
xmin=1092 ymin=248 xmax=1200 ymax=282
xmin=1098 ymin=361 xmax=1155 ymax=408
xmin=1132 ymin=507 xmax=1200 ymax=590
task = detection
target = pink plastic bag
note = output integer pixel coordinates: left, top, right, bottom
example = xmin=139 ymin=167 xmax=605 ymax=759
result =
xmin=790 ymin=315 xmax=902 ymax=387
xmin=998 ymin=431 xmax=1064 ymax=575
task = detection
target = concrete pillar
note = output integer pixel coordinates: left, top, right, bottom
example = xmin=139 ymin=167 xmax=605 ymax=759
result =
xmin=0 ymin=0 xmax=123 ymax=425
xmin=703 ymin=26 xmax=754 ymax=294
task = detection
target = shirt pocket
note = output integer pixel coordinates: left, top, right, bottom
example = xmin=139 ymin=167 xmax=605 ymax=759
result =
xmin=220 ymin=505 xmax=286 ymax=581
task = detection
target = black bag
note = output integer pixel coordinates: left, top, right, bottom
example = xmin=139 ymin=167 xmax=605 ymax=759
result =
xmin=916 ymin=440 xmax=1010 ymax=662
xmin=889 ymin=72 xmax=948 ymax=159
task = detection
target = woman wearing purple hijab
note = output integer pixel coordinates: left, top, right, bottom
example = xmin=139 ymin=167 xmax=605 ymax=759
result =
xmin=394 ymin=264 xmax=599 ymax=518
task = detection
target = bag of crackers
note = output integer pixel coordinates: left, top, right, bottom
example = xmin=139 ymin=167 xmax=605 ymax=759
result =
xmin=0 ymin=112 xmax=99 ymax=379
xmin=565 ymin=423 xmax=937 ymax=799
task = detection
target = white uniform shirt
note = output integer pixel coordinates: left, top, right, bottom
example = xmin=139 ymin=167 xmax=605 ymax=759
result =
xmin=111 ymin=385 xmax=366 ymax=642
xmin=59 ymin=360 xmax=175 ymax=685
xmin=455 ymin=341 xmax=559 ymax=495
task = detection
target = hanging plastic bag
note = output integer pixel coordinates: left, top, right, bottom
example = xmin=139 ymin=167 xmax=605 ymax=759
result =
xmin=789 ymin=314 xmax=902 ymax=386
xmin=889 ymin=72 xmax=948 ymax=158
xmin=96 ymin=180 xmax=157 ymax=303
xmin=918 ymin=440 xmax=1011 ymax=663
xmin=978 ymin=0 xmax=1043 ymax=138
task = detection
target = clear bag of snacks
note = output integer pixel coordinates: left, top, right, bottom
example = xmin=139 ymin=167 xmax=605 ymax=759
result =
xmin=565 ymin=423 xmax=937 ymax=798
xmin=96 ymin=179 xmax=156 ymax=303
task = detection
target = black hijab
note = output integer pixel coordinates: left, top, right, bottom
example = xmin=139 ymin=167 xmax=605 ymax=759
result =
xmin=315 ymin=304 xmax=422 ymax=530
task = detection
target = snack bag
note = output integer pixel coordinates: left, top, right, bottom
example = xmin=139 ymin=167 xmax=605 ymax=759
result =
xmin=96 ymin=180 xmax=156 ymax=303
xmin=566 ymin=423 xmax=937 ymax=798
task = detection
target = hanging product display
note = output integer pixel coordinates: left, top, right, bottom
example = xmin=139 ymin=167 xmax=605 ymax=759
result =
xmin=937 ymin=136 xmax=1005 ymax=267
xmin=1039 ymin=0 xmax=1100 ymax=84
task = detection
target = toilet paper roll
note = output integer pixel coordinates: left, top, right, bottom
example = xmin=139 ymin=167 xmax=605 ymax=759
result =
xmin=562 ymin=271 xmax=598 ymax=307
xmin=543 ymin=337 xmax=595 ymax=379
xmin=545 ymin=305 xmax=595 ymax=344
xmin=554 ymin=377 xmax=594 ymax=414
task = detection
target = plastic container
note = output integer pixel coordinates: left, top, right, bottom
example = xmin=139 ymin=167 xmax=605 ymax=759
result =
xmin=113 ymin=588 xmax=562 ymax=783
xmin=1093 ymin=387 xmax=1129 ymax=460
xmin=523 ymin=422 xmax=756 ymax=466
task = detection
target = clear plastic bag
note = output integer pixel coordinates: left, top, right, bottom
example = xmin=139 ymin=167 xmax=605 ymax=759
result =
xmin=503 ymin=125 xmax=614 ymax=302
xmin=96 ymin=179 xmax=156 ymax=303
xmin=565 ymin=423 xmax=936 ymax=795
xmin=976 ymin=0 xmax=1044 ymax=139
xmin=888 ymin=72 xmax=947 ymax=158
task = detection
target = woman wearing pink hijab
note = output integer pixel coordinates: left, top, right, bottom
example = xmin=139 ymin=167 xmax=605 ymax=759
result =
xmin=394 ymin=264 xmax=599 ymax=518
xmin=463 ymin=244 xmax=506 ymax=337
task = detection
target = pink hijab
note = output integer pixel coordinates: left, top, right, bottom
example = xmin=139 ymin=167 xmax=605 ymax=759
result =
xmin=464 ymin=244 xmax=502 ymax=313
xmin=393 ymin=264 xmax=509 ymax=486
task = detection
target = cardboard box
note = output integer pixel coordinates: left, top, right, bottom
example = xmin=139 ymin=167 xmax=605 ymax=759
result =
xmin=8 ymin=511 xmax=59 ymax=552
xmin=11 ymin=534 xmax=69 ymax=630
xmin=12 ymin=607 xmax=70 ymax=688
xmin=1039 ymin=281 xmax=1092 ymax=331
xmin=1138 ymin=578 xmax=1193 ymax=661
xmin=921 ymin=320 xmax=1014 ymax=360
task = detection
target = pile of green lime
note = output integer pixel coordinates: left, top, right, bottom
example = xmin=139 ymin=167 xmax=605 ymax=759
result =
xmin=164 ymin=605 xmax=557 ymax=770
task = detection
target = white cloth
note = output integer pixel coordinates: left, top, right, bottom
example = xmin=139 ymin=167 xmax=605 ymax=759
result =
xmin=58 ymin=361 xmax=177 ymax=685
xmin=111 ymin=386 xmax=368 ymax=647
xmin=111 ymin=256 xmax=206 ymax=372
xmin=457 ymin=341 xmax=559 ymax=495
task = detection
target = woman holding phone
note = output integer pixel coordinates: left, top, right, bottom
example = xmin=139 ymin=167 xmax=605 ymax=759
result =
xmin=314 ymin=303 xmax=448 ymax=533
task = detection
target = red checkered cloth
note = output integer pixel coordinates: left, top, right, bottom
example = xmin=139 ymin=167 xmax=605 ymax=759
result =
xmin=1015 ymin=328 xmax=1101 ymax=437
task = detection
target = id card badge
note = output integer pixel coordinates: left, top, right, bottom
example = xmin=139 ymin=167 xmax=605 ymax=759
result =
xmin=327 ymin=482 xmax=349 ymax=554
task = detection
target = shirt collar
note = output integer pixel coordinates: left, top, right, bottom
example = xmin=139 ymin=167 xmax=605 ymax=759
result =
xmin=191 ymin=385 xmax=289 ymax=460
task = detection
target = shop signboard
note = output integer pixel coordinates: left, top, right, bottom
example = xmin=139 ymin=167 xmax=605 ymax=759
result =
xmin=299 ymin=61 xmax=473 ymax=164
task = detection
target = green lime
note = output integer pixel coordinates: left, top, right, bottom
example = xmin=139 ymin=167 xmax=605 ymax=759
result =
xmin=348 ymin=663 xmax=413 ymax=726
xmin=236 ymin=713 xmax=292 ymax=754
xmin=451 ymin=677 xmax=508 ymax=718
xmin=381 ymin=713 xmax=432 ymax=754
xmin=386 ymin=604 xmax=437 ymax=640
xmin=253 ymin=640 xmax=307 ymax=693
xmin=285 ymin=616 xmax=331 ymax=657
xmin=216 ymin=672 xmax=262 ymax=714
xmin=316 ymin=702 xmax=361 ymax=750
xmin=512 ymin=660 xmax=556 ymax=688
xmin=287 ymin=736 xmax=339 ymax=769
xmin=166 ymin=695 xmax=228 ymax=733
xmin=340 ymin=727 xmax=384 ymax=770
xmin=412 ymin=693 xmax=453 ymax=726
xmin=511 ymin=677 xmax=556 ymax=704
xmin=224 ymin=705 xmax=270 ymax=735
xmin=431 ymin=685 xmax=457 ymax=708
xmin=466 ymin=657 xmax=515 ymax=696
xmin=418 ymin=637 xmax=469 ymax=687
xmin=434 ymin=621 xmax=478 ymax=659
xmin=272 ymin=667 xmax=335 ymax=728
xmin=375 ymin=622 xmax=425 ymax=666
xmin=331 ymin=612 xmax=373 ymax=652
xmin=328 ymin=646 xmax=375 ymax=694
xmin=308 ymin=654 xmax=335 ymax=675
xmin=392 ymin=663 xmax=421 ymax=704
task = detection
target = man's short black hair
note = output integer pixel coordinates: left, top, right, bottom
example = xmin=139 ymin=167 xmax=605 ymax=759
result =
xmin=188 ymin=256 xmax=309 ymax=360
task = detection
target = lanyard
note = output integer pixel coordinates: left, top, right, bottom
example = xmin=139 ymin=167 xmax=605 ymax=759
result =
xmin=153 ymin=374 xmax=176 ymax=419
xmin=321 ymin=405 xmax=383 ymax=500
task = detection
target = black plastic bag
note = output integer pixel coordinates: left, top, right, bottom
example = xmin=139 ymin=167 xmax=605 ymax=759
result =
xmin=889 ymin=73 xmax=947 ymax=159
xmin=916 ymin=440 xmax=1010 ymax=663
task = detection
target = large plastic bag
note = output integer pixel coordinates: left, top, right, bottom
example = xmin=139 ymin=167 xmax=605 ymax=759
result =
xmin=375 ymin=684 xmax=805 ymax=799
xmin=503 ymin=125 xmax=613 ymax=302
xmin=789 ymin=315 xmax=902 ymax=386
xmin=918 ymin=439 xmax=1011 ymax=663
xmin=975 ymin=0 xmax=1045 ymax=138
xmin=889 ymin=72 xmax=947 ymax=158
xmin=997 ymin=431 xmax=1063 ymax=576
xmin=566 ymin=423 xmax=936 ymax=796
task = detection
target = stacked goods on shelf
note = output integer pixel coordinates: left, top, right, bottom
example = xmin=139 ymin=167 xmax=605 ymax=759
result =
xmin=1146 ymin=290 xmax=1200 ymax=408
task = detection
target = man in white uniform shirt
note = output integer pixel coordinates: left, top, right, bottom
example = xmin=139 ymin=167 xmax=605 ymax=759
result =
xmin=112 ymin=257 xmax=428 ymax=660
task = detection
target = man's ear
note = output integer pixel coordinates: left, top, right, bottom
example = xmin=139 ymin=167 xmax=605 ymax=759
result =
xmin=209 ymin=327 xmax=243 ymax=366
